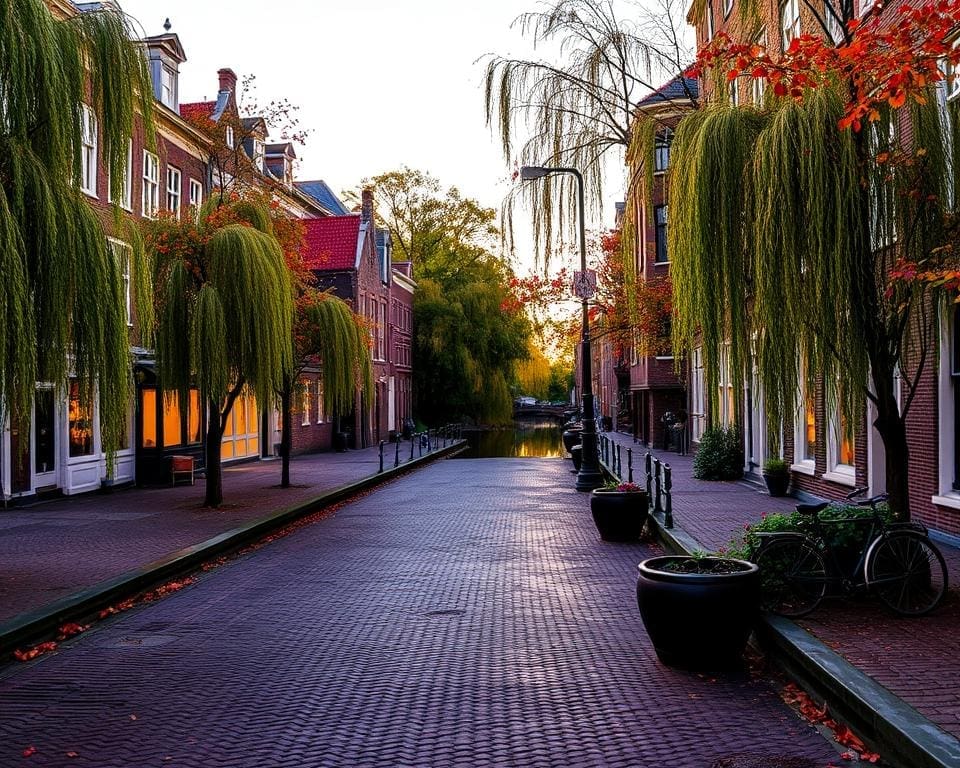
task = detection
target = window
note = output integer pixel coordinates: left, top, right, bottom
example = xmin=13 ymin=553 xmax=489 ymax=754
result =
xmin=301 ymin=379 xmax=311 ymax=426
xmin=781 ymin=0 xmax=800 ymax=50
xmin=317 ymin=379 xmax=326 ymax=423
xmin=654 ymin=205 xmax=668 ymax=263
xmin=109 ymin=239 xmax=132 ymax=326
xmin=221 ymin=389 xmax=258 ymax=459
xmin=141 ymin=388 xmax=157 ymax=448
xmin=108 ymin=139 xmax=133 ymax=210
xmin=377 ymin=301 xmax=386 ymax=361
xmin=162 ymin=392 xmax=182 ymax=448
xmin=142 ymin=150 xmax=159 ymax=218
xmin=225 ymin=125 xmax=235 ymax=149
xmin=187 ymin=390 xmax=202 ymax=444
xmin=793 ymin=377 xmax=817 ymax=473
xmin=80 ymin=105 xmax=97 ymax=196
xmin=166 ymin=166 xmax=181 ymax=216
xmin=718 ymin=344 xmax=736 ymax=427
xmin=706 ymin=1 xmax=715 ymax=41
xmin=189 ymin=178 xmax=203 ymax=211
xmin=946 ymin=49 xmax=960 ymax=101
xmin=825 ymin=0 xmax=844 ymax=44
xmin=68 ymin=380 xmax=94 ymax=457
xmin=654 ymin=132 xmax=671 ymax=172
xmin=859 ymin=0 xmax=875 ymax=14
xmin=723 ymin=0 xmax=733 ymax=17
xmin=160 ymin=66 xmax=176 ymax=109
xmin=253 ymin=139 xmax=265 ymax=171
xmin=953 ymin=306 xmax=960 ymax=489
xmin=729 ymin=79 xmax=740 ymax=107
xmin=826 ymin=388 xmax=856 ymax=484
xmin=691 ymin=347 xmax=706 ymax=442
xmin=752 ymin=32 xmax=767 ymax=105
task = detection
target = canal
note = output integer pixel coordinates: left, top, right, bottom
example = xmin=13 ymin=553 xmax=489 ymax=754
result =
xmin=458 ymin=420 xmax=565 ymax=458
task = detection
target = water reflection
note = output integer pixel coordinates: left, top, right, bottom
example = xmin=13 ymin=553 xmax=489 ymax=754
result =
xmin=460 ymin=420 xmax=564 ymax=458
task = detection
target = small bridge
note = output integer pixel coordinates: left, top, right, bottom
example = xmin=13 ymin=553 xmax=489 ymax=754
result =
xmin=513 ymin=404 xmax=575 ymax=421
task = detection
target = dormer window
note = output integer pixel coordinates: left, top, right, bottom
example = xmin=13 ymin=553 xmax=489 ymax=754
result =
xmin=225 ymin=126 xmax=235 ymax=149
xmin=160 ymin=66 xmax=176 ymax=110
xmin=253 ymin=139 xmax=264 ymax=171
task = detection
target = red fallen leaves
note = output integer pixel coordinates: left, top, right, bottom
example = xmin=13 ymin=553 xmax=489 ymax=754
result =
xmin=66 ymin=751 xmax=79 ymax=759
xmin=781 ymin=683 xmax=881 ymax=763
xmin=22 ymin=746 xmax=37 ymax=757
xmin=13 ymin=641 xmax=58 ymax=662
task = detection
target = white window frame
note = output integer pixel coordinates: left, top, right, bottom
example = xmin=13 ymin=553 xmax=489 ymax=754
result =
xmin=791 ymin=375 xmax=817 ymax=475
xmin=691 ymin=347 xmax=706 ymax=443
xmin=253 ymin=139 xmax=265 ymax=171
xmin=317 ymin=379 xmax=325 ymax=423
xmin=781 ymin=0 xmax=800 ymax=51
xmin=189 ymin=178 xmax=203 ymax=212
xmin=108 ymin=238 xmax=132 ymax=327
xmin=859 ymin=0 xmax=875 ymax=15
xmin=723 ymin=0 xmax=733 ymax=17
xmin=120 ymin=139 xmax=133 ymax=210
xmin=160 ymin=65 xmax=176 ymax=110
xmin=934 ymin=306 xmax=960 ymax=509
xmin=80 ymin=104 xmax=97 ymax=197
xmin=752 ymin=32 xmax=767 ymax=105
xmin=824 ymin=394 xmax=856 ymax=486
xmin=825 ymin=0 xmax=844 ymax=44
xmin=654 ymin=131 xmax=671 ymax=173
xmin=166 ymin=166 xmax=182 ymax=216
xmin=729 ymin=79 xmax=740 ymax=107
xmin=142 ymin=150 xmax=160 ymax=219
xmin=225 ymin=125 xmax=235 ymax=149
xmin=706 ymin=1 xmax=715 ymax=41
xmin=301 ymin=379 xmax=311 ymax=426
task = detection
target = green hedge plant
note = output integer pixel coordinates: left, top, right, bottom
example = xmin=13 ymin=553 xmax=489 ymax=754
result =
xmin=693 ymin=426 xmax=743 ymax=480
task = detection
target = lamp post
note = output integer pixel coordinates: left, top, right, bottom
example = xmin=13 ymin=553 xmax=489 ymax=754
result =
xmin=520 ymin=165 xmax=603 ymax=491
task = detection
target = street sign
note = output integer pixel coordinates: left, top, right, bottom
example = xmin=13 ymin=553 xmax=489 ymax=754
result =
xmin=572 ymin=269 xmax=597 ymax=299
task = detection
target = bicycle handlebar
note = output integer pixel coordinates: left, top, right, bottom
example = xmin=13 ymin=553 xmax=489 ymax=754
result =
xmin=844 ymin=486 xmax=888 ymax=507
xmin=845 ymin=486 xmax=869 ymax=500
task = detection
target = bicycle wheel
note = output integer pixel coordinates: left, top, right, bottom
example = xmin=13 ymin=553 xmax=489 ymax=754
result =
xmin=754 ymin=537 xmax=827 ymax=618
xmin=866 ymin=532 xmax=948 ymax=616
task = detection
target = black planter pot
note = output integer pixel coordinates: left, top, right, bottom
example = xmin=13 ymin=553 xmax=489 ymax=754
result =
xmin=762 ymin=471 xmax=790 ymax=497
xmin=562 ymin=427 xmax=583 ymax=454
xmin=570 ymin=444 xmax=583 ymax=471
xmin=636 ymin=556 xmax=760 ymax=670
xmin=590 ymin=489 xmax=649 ymax=541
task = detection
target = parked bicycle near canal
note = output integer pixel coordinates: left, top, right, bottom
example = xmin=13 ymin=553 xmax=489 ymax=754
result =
xmin=751 ymin=487 xmax=948 ymax=618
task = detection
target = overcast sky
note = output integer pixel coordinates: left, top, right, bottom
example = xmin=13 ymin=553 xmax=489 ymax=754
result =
xmin=118 ymin=0 xmax=634 ymax=270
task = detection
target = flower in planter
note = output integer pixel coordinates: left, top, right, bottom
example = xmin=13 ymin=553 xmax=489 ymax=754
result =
xmin=616 ymin=482 xmax=643 ymax=492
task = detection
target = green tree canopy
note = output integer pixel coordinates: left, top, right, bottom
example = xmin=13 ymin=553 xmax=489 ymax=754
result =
xmin=0 ymin=0 xmax=154 ymax=462
xmin=364 ymin=169 xmax=532 ymax=425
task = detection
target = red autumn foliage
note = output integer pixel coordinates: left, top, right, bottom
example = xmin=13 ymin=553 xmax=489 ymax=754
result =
xmin=781 ymin=683 xmax=881 ymax=763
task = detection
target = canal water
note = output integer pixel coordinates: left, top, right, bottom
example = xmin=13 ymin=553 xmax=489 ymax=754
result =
xmin=458 ymin=420 xmax=565 ymax=458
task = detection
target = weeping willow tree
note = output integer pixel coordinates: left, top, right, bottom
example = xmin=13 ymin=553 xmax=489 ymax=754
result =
xmin=148 ymin=198 xmax=293 ymax=507
xmin=278 ymin=290 xmax=374 ymax=487
xmin=483 ymin=0 xmax=697 ymax=265
xmin=0 ymin=0 xmax=154 ymax=496
xmin=670 ymin=73 xmax=952 ymax=516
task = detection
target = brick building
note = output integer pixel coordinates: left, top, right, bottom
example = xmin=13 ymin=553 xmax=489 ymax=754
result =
xmin=671 ymin=0 xmax=960 ymax=533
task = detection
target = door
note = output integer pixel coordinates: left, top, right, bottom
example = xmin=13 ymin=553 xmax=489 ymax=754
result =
xmin=34 ymin=387 xmax=58 ymax=489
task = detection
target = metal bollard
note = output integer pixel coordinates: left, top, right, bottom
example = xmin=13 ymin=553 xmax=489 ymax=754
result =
xmin=410 ymin=435 xmax=415 ymax=461
xmin=653 ymin=457 xmax=663 ymax=514
xmin=395 ymin=438 xmax=400 ymax=468
xmin=379 ymin=441 xmax=385 ymax=473
xmin=663 ymin=463 xmax=674 ymax=528
xmin=645 ymin=452 xmax=652 ymax=512
xmin=627 ymin=448 xmax=633 ymax=483
xmin=616 ymin=444 xmax=622 ymax=479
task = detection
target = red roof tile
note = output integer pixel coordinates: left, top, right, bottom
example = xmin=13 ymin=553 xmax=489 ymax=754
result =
xmin=180 ymin=101 xmax=216 ymax=123
xmin=303 ymin=215 xmax=361 ymax=271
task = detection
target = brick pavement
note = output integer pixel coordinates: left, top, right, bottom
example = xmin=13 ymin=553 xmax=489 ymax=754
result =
xmin=0 ymin=444 xmax=401 ymax=624
xmin=0 ymin=458 xmax=839 ymax=768
xmin=602 ymin=431 xmax=960 ymax=741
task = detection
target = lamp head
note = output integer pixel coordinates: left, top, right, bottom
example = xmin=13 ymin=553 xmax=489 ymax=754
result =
xmin=520 ymin=166 xmax=552 ymax=181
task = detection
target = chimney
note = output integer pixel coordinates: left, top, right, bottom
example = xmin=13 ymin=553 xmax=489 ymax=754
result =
xmin=218 ymin=68 xmax=237 ymax=94
xmin=361 ymin=188 xmax=374 ymax=224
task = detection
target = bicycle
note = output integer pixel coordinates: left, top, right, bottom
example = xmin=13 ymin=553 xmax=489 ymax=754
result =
xmin=751 ymin=486 xmax=948 ymax=618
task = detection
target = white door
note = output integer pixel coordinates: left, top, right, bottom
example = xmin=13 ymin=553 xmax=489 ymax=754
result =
xmin=33 ymin=386 xmax=59 ymax=489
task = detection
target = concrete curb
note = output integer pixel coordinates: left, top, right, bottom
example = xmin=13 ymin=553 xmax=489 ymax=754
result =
xmin=0 ymin=442 xmax=466 ymax=660
xmin=647 ymin=508 xmax=960 ymax=768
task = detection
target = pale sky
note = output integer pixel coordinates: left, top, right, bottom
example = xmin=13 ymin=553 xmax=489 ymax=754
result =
xmin=118 ymin=0 xmax=635 ymax=271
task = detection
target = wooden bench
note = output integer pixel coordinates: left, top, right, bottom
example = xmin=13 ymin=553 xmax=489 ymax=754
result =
xmin=170 ymin=455 xmax=195 ymax=486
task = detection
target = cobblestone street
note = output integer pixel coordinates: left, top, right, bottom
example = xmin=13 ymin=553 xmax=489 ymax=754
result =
xmin=0 ymin=458 xmax=838 ymax=767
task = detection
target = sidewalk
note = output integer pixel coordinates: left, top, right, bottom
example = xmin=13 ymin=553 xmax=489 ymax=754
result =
xmin=602 ymin=430 xmax=960 ymax=756
xmin=0 ymin=441 xmax=433 ymax=626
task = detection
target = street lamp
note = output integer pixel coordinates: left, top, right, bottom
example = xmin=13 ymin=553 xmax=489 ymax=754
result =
xmin=520 ymin=165 xmax=603 ymax=491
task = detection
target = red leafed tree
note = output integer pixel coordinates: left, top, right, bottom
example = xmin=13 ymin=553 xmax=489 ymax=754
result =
xmin=671 ymin=0 xmax=960 ymax=517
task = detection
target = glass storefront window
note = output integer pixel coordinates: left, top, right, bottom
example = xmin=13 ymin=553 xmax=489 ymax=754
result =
xmin=68 ymin=380 xmax=94 ymax=457
xmin=142 ymin=388 xmax=157 ymax=448
xmin=187 ymin=389 xmax=201 ymax=444
xmin=162 ymin=392 xmax=182 ymax=447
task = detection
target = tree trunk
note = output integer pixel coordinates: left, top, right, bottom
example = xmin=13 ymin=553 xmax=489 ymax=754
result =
xmin=203 ymin=381 xmax=245 ymax=508
xmin=280 ymin=377 xmax=292 ymax=489
xmin=870 ymin=364 xmax=911 ymax=518
xmin=204 ymin=396 xmax=224 ymax=508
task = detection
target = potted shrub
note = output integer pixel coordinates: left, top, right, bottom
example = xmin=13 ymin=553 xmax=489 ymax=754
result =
xmin=636 ymin=554 xmax=760 ymax=670
xmin=589 ymin=481 xmax=649 ymax=541
xmin=761 ymin=458 xmax=790 ymax=497
xmin=692 ymin=426 xmax=743 ymax=480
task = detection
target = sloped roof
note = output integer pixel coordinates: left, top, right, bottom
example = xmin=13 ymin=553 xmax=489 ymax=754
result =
xmin=295 ymin=180 xmax=350 ymax=216
xmin=637 ymin=75 xmax=699 ymax=107
xmin=303 ymin=215 xmax=362 ymax=271
xmin=180 ymin=100 xmax=216 ymax=123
